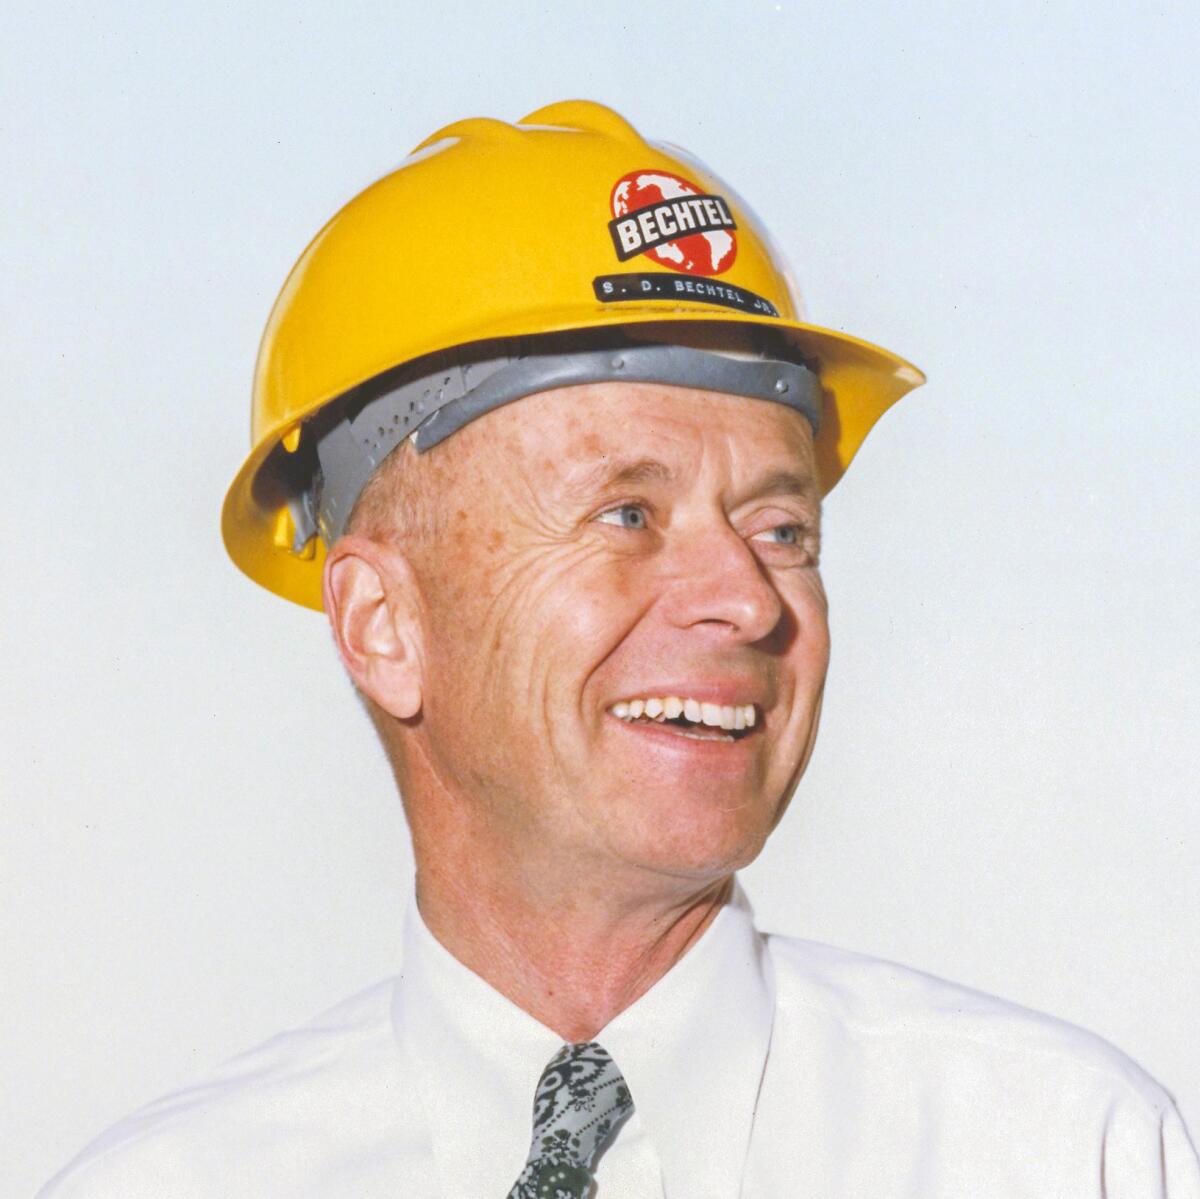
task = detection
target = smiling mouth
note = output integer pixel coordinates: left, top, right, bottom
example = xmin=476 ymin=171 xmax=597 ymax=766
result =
xmin=608 ymin=697 xmax=758 ymax=743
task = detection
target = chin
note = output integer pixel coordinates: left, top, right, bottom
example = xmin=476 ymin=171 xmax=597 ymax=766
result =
xmin=597 ymin=789 xmax=776 ymax=881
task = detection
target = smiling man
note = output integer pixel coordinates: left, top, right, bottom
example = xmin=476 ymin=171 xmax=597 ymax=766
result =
xmin=329 ymin=380 xmax=828 ymax=1052
xmin=41 ymin=101 xmax=1199 ymax=1198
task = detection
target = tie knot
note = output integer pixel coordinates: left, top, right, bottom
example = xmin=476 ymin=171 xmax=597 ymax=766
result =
xmin=509 ymin=1041 xmax=634 ymax=1198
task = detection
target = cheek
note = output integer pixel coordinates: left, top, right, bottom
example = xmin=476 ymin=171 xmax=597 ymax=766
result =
xmin=552 ymin=558 xmax=641 ymax=641
xmin=802 ymin=579 xmax=831 ymax=660
xmin=426 ymin=539 xmax=643 ymax=708
xmin=779 ymin=571 xmax=831 ymax=690
xmin=514 ymin=557 xmax=647 ymax=707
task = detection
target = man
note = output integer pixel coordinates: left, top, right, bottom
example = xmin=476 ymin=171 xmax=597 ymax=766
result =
xmin=42 ymin=100 xmax=1198 ymax=1197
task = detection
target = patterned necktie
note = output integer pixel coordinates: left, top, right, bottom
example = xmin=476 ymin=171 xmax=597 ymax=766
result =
xmin=506 ymin=1041 xmax=635 ymax=1199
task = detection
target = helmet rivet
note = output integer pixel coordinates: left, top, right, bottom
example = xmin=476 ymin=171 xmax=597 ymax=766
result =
xmin=774 ymin=378 xmax=789 ymax=394
xmin=611 ymin=355 xmax=625 ymax=370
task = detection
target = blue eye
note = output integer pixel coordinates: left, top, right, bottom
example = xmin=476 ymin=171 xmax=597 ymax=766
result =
xmin=753 ymin=524 xmax=801 ymax=545
xmin=596 ymin=504 xmax=648 ymax=530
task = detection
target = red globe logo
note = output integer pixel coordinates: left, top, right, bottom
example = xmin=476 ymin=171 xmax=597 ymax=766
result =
xmin=609 ymin=169 xmax=738 ymax=277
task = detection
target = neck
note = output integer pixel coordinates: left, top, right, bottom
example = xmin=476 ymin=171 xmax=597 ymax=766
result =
xmin=389 ymin=724 xmax=737 ymax=1041
xmin=414 ymin=853 xmax=733 ymax=1042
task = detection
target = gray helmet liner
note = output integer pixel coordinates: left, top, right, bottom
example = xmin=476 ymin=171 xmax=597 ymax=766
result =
xmin=286 ymin=329 xmax=820 ymax=549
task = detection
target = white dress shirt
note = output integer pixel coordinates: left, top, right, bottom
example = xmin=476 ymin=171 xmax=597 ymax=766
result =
xmin=41 ymin=885 xmax=1200 ymax=1197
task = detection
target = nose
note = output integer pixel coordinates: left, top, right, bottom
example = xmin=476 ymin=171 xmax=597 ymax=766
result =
xmin=660 ymin=519 xmax=784 ymax=645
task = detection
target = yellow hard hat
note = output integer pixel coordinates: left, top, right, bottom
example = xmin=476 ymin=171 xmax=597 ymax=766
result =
xmin=222 ymin=98 xmax=924 ymax=612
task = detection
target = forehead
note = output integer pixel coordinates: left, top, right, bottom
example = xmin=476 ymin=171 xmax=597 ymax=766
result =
xmin=470 ymin=381 xmax=819 ymax=484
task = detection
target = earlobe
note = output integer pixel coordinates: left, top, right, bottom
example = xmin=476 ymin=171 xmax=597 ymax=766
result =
xmin=323 ymin=537 xmax=424 ymax=720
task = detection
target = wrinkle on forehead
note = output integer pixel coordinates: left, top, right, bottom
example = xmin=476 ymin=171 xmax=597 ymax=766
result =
xmin=527 ymin=384 xmax=820 ymax=503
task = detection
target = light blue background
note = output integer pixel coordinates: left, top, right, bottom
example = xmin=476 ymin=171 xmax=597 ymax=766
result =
xmin=5 ymin=1 xmax=1198 ymax=1193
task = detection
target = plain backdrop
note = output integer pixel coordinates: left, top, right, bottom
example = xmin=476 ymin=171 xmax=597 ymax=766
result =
xmin=4 ymin=1 xmax=1198 ymax=1194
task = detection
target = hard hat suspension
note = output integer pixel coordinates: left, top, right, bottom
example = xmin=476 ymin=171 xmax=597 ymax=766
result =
xmin=298 ymin=331 xmax=821 ymax=548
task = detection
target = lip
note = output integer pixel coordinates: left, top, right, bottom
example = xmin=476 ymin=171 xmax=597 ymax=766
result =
xmin=604 ymin=709 xmax=762 ymax=758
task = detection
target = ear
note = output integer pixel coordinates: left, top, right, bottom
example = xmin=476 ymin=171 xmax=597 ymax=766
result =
xmin=323 ymin=535 xmax=424 ymax=720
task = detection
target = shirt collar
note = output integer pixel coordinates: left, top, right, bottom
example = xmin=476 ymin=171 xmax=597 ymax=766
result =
xmin=392 ymin=882 xmax=774 ymax=1198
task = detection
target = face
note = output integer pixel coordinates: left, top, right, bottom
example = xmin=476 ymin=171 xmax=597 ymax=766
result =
xmin=399 ymin=382 xmax=829 ymax=888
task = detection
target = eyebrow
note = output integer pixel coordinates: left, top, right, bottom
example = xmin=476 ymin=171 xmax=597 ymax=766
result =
xmin=748 ymin=468 xmax=821 ymax=502
xmin=563 ymin=456 xmax=678 ymax=496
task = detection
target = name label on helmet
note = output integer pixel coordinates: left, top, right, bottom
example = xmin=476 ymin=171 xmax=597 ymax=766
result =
xmin=593 ymin=273 xmax=780 ymax=317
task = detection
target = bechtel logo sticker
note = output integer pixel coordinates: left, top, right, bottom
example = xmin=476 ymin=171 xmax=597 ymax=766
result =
xmin=609 ymin=169 xmax=738 ymax=276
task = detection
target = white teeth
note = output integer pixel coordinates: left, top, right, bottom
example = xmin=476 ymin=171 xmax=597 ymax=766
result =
xmin=609 ymin=696 xmax=759 ymax=732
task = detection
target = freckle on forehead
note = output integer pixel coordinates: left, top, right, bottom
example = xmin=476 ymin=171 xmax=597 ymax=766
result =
xmin=560 ymin=434 xmax=606 ymax=469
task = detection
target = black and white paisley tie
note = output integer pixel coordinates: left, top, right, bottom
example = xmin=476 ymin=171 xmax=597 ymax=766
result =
xmin=506 ymin=1041 xmax=635 ymax=1199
